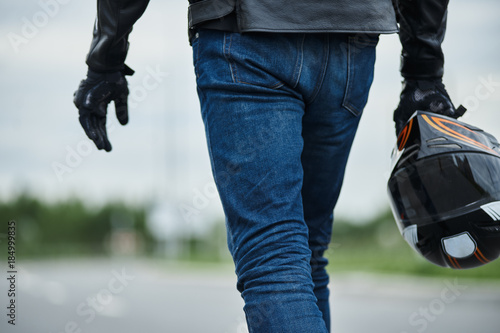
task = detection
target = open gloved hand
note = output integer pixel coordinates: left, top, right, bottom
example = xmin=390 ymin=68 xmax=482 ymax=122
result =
xmin=393 ymin=79 xmax=466 ymax=136
xmin=73 ymin=68 xmax=133 ymax=152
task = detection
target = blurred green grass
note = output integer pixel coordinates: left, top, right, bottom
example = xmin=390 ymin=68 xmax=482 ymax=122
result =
xmin=1 ymin=194 xmax=499 ymax=279
xmin=329 ymin=211 xmax=500 ymax=280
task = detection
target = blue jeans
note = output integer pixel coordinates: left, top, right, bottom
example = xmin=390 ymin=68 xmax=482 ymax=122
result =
xmin=192 ymin=30 xmax=378 ymax=332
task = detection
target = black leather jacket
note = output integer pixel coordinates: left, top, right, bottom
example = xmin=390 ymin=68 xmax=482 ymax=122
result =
xmin=86 ymin=0 xmax=449 ymax=79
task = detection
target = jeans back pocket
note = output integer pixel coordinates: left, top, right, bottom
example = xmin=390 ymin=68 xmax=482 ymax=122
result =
xmin=223 ymin=32 xmax=302 ymax=90
xmin=342 ymin=34 xmax=379 ymax=117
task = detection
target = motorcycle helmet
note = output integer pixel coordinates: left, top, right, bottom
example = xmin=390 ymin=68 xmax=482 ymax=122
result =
xmin=387 ymin=110 xmax=500 ymax=269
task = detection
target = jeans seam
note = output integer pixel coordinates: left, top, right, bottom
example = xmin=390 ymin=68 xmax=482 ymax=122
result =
xmin=223 ymin=32 xmax=238 ymax=83
xmin=308 ymin=35 xmax=330 ymax=105
xmin=194 ymin=34 xmax=201 ymax=79
xmin=291 ymin=34 xmax=305 ymax=89
xmin=342 ymin=36 xmax=362 ymax=117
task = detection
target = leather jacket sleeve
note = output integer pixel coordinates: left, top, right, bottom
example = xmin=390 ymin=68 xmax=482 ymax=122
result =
xmin=393 ymin=0 xmax=449 ymax=79
xmin=86 ymin=0 xmax=150 ymax=72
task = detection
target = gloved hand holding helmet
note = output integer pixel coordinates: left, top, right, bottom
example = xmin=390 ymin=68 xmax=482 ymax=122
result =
xmin=393 ymin=79 xmax=466 ymax=135
xmin=389 ymin=0 xmax=499 ymax=269
xmin=392 ymin=0 xmax=466 ymax=135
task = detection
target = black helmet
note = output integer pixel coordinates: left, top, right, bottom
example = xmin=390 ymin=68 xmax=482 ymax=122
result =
xmin=387 ymin=111 xmax=500 ymax=269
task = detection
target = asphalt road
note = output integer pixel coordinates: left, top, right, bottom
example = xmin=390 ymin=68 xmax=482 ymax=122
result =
xmin=0 ymin=259 xmax=499 ymax=333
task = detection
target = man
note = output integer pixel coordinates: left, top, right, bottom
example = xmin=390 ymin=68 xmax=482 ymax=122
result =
xmin=74 ymin=1 xmax=460 ymax=331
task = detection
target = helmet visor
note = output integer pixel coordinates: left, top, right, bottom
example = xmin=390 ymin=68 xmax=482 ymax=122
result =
xmin=388 ymin=152 xmax=500 ymax=227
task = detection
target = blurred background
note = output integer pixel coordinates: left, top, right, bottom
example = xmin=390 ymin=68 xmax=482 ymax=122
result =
xmin=0 ymin=0 xmax=499 ymax=332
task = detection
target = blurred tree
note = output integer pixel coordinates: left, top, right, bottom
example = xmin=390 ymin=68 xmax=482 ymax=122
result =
xmin=1 ymin=195 xmax=499 ymax=279
xmin=0 ymin=194 xmax=154 ymax=257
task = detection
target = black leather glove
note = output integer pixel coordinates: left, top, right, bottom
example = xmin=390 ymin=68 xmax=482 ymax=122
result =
xmin=73 ymin=68 xmax=132 ymax=152
xmin=393 ymin=79 xmax=466 ymax=136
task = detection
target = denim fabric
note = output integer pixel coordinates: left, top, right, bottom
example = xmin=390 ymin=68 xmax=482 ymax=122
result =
xmin=192 ymin=30 xmax=378 ymax=332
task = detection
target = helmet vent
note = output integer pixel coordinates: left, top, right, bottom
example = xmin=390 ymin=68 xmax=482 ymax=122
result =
xmin=427 ymin=143 xmax=462 ymax=149
xmin=426 ymin=137 xmax=462 ymax=149
xmin=426 ymin=137 xmax=448 ymax=143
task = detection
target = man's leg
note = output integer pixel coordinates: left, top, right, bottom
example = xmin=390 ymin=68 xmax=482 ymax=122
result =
xmin=299 ymin=33 xmax=379 ymax=330
xmin=193 ymin=30 xmax=328 ymax=332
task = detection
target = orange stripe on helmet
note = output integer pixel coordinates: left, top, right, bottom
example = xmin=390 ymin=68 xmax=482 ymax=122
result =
xmin=475 ymin=248 xmax=490 ymax=263
xmin=398 ymin=118 xmax=414 ymax=151
xmin=474 ymin=253 xmax=486 ymax=264
xmin=422 ymin=115 xmax=499 ymax=156
xmin=434 ymin=117 xmax=496 ymax=153
xmin=447 ymin=255 xmax=461 ymax=269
